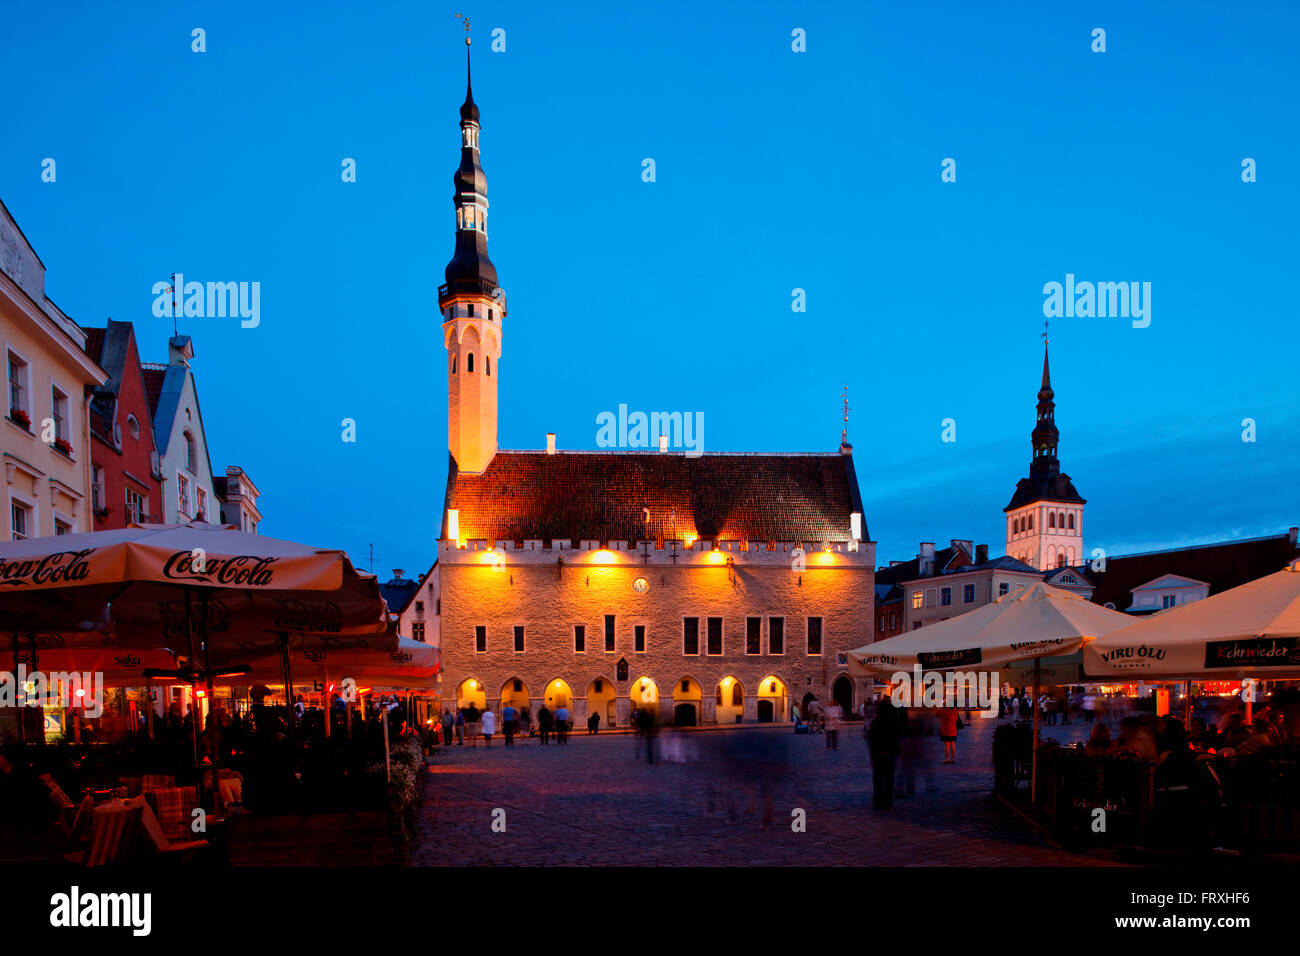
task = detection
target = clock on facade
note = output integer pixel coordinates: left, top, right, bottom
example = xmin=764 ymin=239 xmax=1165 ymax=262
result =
xmin=632 ymin=577 xmax=649 ymax=593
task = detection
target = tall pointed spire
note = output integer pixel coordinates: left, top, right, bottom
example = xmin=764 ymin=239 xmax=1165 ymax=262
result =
xmin=1030 ymin=340 xmax=1059 ymax=480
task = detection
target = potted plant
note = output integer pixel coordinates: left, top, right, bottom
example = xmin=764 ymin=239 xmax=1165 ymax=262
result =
xmin=54 ymin=436 xmax=73 ymax=456
xmin=9 ymin=407 xmax=31 ymax=429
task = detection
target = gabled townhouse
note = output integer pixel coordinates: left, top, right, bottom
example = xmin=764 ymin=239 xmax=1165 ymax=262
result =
xmin=140 ymin=335 xmax=219 ymax=523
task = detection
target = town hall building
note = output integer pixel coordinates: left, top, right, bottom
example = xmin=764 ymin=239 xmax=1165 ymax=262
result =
xmin=427 ymin=49 xmax=875 ymax=728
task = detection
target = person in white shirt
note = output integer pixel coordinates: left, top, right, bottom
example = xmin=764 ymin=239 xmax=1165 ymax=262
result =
xmin=480 ymin=708 xmax=496 ymax=746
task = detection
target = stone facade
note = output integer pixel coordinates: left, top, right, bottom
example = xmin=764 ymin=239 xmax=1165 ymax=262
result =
xmin=437 ymin=537 xmax=875 ymax=727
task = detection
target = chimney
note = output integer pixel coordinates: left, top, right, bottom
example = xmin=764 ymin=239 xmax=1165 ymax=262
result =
xmin=975 ymin=543 xmax=989 ymax=564
xmin=392 ymin=569 xmax=405 ymax=582
xmin=168 ymin=335 xmax=194 ymax=367
xmin=1290 ymin=527 xmax=1298 ymax=547
xmin=546 ymin=433 xmax=556 ymax=455
xmin=919 ymin=542 xmax=935 ymax=577
xmin=659 ymin=434 xmax=668 ymax=453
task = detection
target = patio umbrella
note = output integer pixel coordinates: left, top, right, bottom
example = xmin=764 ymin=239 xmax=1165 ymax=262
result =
xmin=0 ymin=522 xmax=389 ymax=802
xmin=847 ymin=582 xmax=1131 ymax=802
xmin=1083 ymin=559 xmax=1300 ymax=681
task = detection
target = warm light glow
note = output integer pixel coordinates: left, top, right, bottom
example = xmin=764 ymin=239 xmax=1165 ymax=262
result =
xmin=683 ymin=535 xmax=696 ymax=548
xmin=722 ymin=676 xmax=733 ymax=686
xmin=592 ymin=549 xmax=615 ymax=564
xmin=75 ymin=688 xmax=85 ymax=698
xmin=814 ymin=550 xmax=835 ymax=565
xmin=195 ymin=689 xmax=206 ymax=698
xmin=447 ymin=508 xmax=460 ymax=545
xmin=707 ymin=549 xmax=727 ymax=565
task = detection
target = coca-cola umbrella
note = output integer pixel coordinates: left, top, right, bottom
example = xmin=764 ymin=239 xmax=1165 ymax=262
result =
xmin=0 ymin=522 xmax=389 ymax=798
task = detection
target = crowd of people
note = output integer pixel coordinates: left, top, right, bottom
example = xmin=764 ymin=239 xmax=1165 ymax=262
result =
xmin=435 ymin=702 xmax=581 ymax=748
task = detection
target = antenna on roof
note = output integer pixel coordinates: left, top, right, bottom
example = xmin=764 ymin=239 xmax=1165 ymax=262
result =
xmin=169 ymin=273 xmax=178 ymax=337
xmin=1042 ymin=318 xmax=1049 ymax=345
xmin=841 ymin=386 xmax=849 ymax=445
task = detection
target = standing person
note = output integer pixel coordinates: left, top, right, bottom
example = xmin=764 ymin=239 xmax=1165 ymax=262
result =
xmin=454 ymin=709 xmax=465 ymax=745
xmin=1082 ymin=691 xmax=1096 ymax=722
xmin=587 ymin=711 xmax=600 ymax=735
xmin=502 ymin=702 xmax=517 ymax=746
xmin=480 ymin=707 xmax=496 ymax=746
xmin=868 ymin=693 xmax=905 ymax=809
xmin=465 ymin=702 xmax=481 ymax=748
xmin=441 ymin=708 xmax=454 ymax=746
xmin=537 ymin=705 xmax=553 ymax=745
xmin=825 ymin=701 xmax=843 ymax=751
xmin=1010 ymin=694 xmax=1020 ymax=721
xmin=519 ymin=705 xmax=532 ymax=739
xmin=639 ymin=707 xmax=657 ymax=764
xmin=938 ymin=706 xmax=959 ymax=763
xmin=555 ymin=703 xmax=571 ymax=744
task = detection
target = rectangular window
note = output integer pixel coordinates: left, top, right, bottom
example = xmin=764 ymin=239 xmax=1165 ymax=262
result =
xmin=1162 ymin=594 xmax=1177 ymax=609
xmin=513 ymin=625 xmax=524 ymax=652
xmin=963 ymin=583 xmax=975 ymax=604
xmin=10 ymin=500 xmax=30 ymax=540
xmin=196 ymin=487 xmax=208 ymax=521
xmin=746 ymin=617 xmax=761 ymax=655
xmin=435 ymin=598 xmax=441 ymax=615
xmin=940 ymin=587 xmax=952 ymax=606
xmin=51 ymin=385 xmax=68 ymax=442
xmin=634 ymin=624 xmax=646 ymax=653
xmin=125 ymin=488 xmax=145 ymax=525
xmin=769 ymin=617 xmax=784 ymax=655
xmin=806 ymin=617 xmax=823 ymax=655
xmin=7 ymin=351 xmax=28 ymax=417
xmin=177 ymin=473 xmax=191 ymax=516
xmin=604 ymin=614 xmax=615 ymax=652
xmin=415 ymin=601 xmax=424 ymax=617
xmin=706 ymin=617 xmax=723 ymax=655
xmin=683 ymin=617 xmax=699 ymax=656
xmin=574 ymin=624 xmax=585 ymax=653
xmin=55 ymin=518 xmax=71 ymax=536
xmin=475 ymin=625 xmax=486 ymax=653
xmin=999 ymin=582 xmax=1010 ymax=596
xmin=911 ymin=591 xmax=922 ymax=610
xmin=411 ymin=621 xmax=426 ymax=642
xmin=925 ymin=589 xmax=937 ymax=608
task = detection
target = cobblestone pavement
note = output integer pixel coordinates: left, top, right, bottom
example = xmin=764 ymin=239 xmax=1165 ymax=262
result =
xmin=412 ymin=714 xmax=1121 ymax=866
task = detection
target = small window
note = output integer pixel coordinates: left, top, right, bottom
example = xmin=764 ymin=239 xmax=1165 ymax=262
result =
xmin=999 ymin=583 xmax=1010 ymax=596
xmin=925 ymin=589 xmax=937 ymax=608
xmin=683 ymin=617 xmax=699 ymax=656
xmin=436 ymin=598 xmax=441 ymax=615
xmin=706 ymin=617 xmax=722 ymax=655
xmin=634 ymin=624 xmax=646 ymax=653
xmin=746 ymin=617 xmax=761 ymax=655
xmin=467 ymin=304 xmax=475 ymax=317
xmin=1162 ymin=595 xmax=1177 ymax=609
xmin=55 ymin=519 xmax=71 ymax=536
xmin=1068 ymin=513 xmax=1075 ymax=530
xmin=807 ymin=617 xmax=823 ymax=655
xmin=768 ymin=617 xmax=784 ymax=655
xmin=513 ymin=679 xmax=523 ymax=692
xmin=911 ymin=591 xmax=922 ymax=610
xmin=574 ymin=624 xmax=585 ymax=653
xmin=125 ymin=488 xmax=145 ymax=524
xmin=681 ymin=679 xmax=689 ymax=693
xmin=50 ymin=386 xmax=69 ymax=442
xmin=593 ymin=679 xmax=602 ymax=692
xmin=467 ymin=353 xmax=474 ymax=373
xmin=513 ymin=626 xmax=524 ymax=652
xmin=1057 ymin=553 xmax=1067 ymax=568
xmin=183 ymin=431 xmax=197 ymax=473
xmin=963 ymin=583 xmax=975 ymax=604
xmin=1049 ymin=513 xmax=1056 ymax=529
xmin=127 ymin=414 xmax=140 ymax=439
xmin=411 ymin=621 xmax=426 ymax=642
xmin=415 ymin=601 xmax=424 ymax=617
xmin=7 ymin=350 xmax=30 ymax=419
xmin=485 ymin=356 xmax=491 ymax=376
xmin=940 ymin=587 xmax=952 ymax=607
xmin=604 ymin=614 xmax=616 ymax=652
xmin=451 ymin=354 xmax=457 ymax=374
xmin=889 ymin=614 xmax=896 ymax=630
xmin=1028 ymin=514 xmax=1033 ymax=530
xmin=10 ymin=500 xmax=31 ymax=541
xmin=475 ymin=625 xmax=487 ymax=653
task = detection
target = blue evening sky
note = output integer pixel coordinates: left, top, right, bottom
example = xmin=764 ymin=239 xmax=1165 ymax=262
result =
xmin=3 ymin=1 xmax=1297 ymax=577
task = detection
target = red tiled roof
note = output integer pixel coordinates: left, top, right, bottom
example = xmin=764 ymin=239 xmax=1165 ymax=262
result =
xmin=82 ymin=326 xmax=106 ymax=362
xmin=442 ymin=451 xmax=863 ymax=544
xmin=141 ymin=367 xmax=167 ymax=417
xmin=1090 ymin=534 xmax=1300 ymax=611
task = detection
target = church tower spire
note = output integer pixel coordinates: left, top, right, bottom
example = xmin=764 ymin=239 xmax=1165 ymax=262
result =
xmin=1003 ymin=336 xmax=1086 ymax=572
xmin=441 ymin=25 xmax=503 ymax=476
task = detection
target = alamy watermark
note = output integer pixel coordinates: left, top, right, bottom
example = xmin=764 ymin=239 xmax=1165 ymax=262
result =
xmin=1042 ymin=273 xmax=1150 ymax=328
xmin=596 ymin=404 xmax=704 ymax=457
xmin=152 ymin=273 xmax=260 ymax=328
xmin=0 ymin=666 xmax=104 ymax=718
xmin=887 ymin=665 xmax=1000 ymax=718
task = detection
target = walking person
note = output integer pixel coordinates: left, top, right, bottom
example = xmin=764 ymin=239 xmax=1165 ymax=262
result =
xmin=825 ymin=701 xmax=843 ymax=751
xmin=502 ymin=702 xmax=516 ymax=746
xmin=588 ymin=711 xmax=600 ymax=735
xmin=481 ymin=707 xmax=496 ymax=746
xmin=938 ymin=706 xmax=959 ymax=763
xmin=454 ymin=709 xmax=465 ymax=745
xmin=555 ymin=704 xmax=571 ymax=744
xmin=441 ymin=708 xmax=454 ymax=746
xmin=868 ymin=693 xmax=905 ymax=810
xmin=538 ymin=705 xmax=553 ymax=745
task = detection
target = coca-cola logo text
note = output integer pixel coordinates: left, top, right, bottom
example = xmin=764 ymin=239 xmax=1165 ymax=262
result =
xmin=162 ymin=551 xmax=278 ymax=586
xmin=0 ymin=550 xmax=94 ymax=587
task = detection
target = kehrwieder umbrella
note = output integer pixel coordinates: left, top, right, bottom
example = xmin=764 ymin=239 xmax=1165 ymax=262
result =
xmin=1083 ymin=559 xmax=1300 ymax=681
xmin=847 ymin=582 xmax=1131 ymax=801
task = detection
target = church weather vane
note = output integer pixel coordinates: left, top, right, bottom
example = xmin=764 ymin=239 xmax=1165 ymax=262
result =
xmin=455 ymin=12 xmax=471 ymax=44
xmin=841 ymin=386 xmax=850 ymax=446
xmin=1043 ymin=318 xmax=1049 ymax=345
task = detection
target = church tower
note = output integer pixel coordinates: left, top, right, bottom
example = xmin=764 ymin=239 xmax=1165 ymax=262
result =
xmin=440 ymin=41 xmax=503 ymax=475
xmin=1004 ymin=341 xmax=1086 ymax=570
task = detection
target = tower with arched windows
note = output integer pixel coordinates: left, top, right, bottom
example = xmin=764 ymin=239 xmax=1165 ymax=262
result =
xmin=1003 ymin=342 xmax=1085 ymax=571
xmin=440 ymin=46 xmax=503 ymax=476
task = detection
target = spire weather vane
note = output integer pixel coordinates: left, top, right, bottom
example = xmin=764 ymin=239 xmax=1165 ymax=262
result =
xmin=841 ymin=386 xmax=850 ymax=445
xmin=1043 ymin=318 xmax=1049 ymax=345
xmin=454 ymin=12 xmax=471 ymax=44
